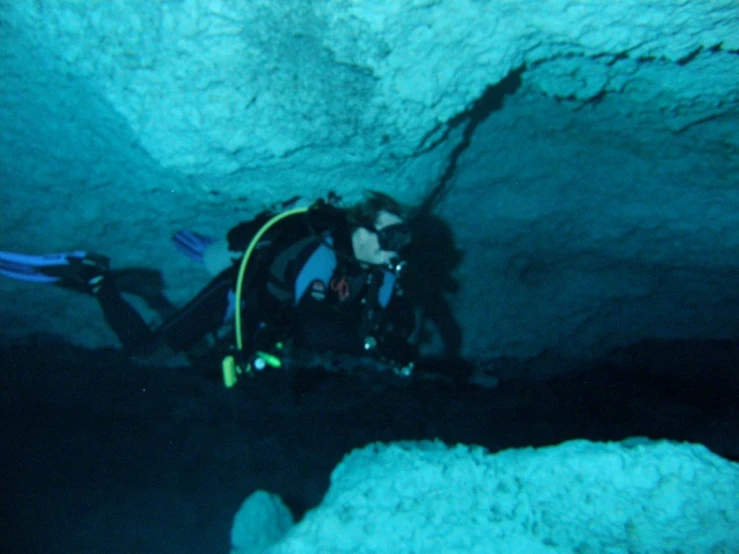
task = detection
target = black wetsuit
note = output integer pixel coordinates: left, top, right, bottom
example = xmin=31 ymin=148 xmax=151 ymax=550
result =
xmin=95 ymin=216 xmax=413 ymax=363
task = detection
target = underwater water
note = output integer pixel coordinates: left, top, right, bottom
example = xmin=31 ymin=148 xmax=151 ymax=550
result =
xmin=2 ymin=339 xmax=737 ymax=552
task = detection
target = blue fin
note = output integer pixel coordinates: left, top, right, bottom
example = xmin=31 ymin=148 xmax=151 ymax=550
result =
xmin=0 ymin=250 xmax=89 ymax=283
xmin=172 ymin=230 xmax=215 ymax=264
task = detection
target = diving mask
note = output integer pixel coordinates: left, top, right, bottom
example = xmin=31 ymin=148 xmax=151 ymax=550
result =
xmin=375 ymin=222 xmax=412 ymax=252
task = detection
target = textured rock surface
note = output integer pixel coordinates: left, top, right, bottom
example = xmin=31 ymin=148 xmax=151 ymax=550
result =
xmin=6 ymin=0 xmax=736 ymax=179
xmin=244 ymin=439 xmax=739 ymax=554
xmin=231 ymin=490 xmax=293 ymax=554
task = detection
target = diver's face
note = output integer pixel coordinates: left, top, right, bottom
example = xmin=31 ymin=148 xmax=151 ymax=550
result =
xmin=352 ymin=210 xmax=406 ymax=266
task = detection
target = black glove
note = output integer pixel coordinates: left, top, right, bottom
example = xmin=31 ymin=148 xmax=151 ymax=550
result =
xmin=44 ymin=253 xmax=111 ymax=295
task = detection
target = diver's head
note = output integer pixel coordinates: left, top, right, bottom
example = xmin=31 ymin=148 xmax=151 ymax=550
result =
xmin=349 ymin=192 xmax=412 ymax=266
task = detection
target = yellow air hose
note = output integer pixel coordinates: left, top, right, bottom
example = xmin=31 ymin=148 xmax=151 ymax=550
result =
xmin=222 ymin=206 xmax=309 ymax=387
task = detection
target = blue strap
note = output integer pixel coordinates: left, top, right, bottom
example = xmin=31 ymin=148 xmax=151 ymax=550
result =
xmin=294 ymin=238 xmax=337 ymax=305
xmin=378 ymin=270 xmax=396 ymax=308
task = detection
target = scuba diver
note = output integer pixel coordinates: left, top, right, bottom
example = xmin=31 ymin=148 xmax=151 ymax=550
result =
xmin=0 ymin=192 xmax=420 ymax=385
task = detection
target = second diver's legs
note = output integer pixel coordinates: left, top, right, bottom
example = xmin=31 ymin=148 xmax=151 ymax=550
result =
xmin=95 ymin=267 xmax=235 ymax=355
xmin=0 ymin=249 xmax=235 ymax=356
xmin=95 ymin=277 xmax=158 ymax=353
xmin=148 ymin=268 xmax=234 ymax=353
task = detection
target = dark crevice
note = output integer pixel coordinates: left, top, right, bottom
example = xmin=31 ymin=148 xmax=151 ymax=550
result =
xmin=418 ymin=65 xmax=524 ymax=215
xmin=416 ymin=121 xmax=446 ymax=153
xmin=579 ymin=89 xmax=608 ymax=109
xmin=677 ymin=47 xmax=703 ymax=66
xmin=675 ymin=110 xmax=730 ymax=134
xmin=607 ymin=51 xmax=630 ymax=66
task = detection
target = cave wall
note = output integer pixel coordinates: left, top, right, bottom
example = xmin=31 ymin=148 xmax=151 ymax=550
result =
xmin=1 ymin=0 xmax=737 ymax=366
